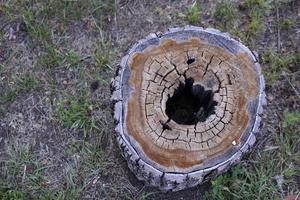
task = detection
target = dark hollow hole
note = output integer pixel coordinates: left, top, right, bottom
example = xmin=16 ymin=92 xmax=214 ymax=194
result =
xmin=187 ymin=58 xmax=195 ymax=65
xmin=90 ymin=80 xmax=99 ymax=92
xmin=165 ymin=77 xmax=217 ymax=125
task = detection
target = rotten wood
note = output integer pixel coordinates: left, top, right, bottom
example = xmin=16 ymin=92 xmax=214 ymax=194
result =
xmin=111 ymin=26 xmax=266 ymax=191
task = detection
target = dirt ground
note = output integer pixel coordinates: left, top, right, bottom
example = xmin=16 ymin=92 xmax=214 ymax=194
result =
xmin=0 ymin=0 xmax=300 ymax=199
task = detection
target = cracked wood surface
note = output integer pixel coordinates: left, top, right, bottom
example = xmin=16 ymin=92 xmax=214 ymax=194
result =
xmin=111 ymin=26 xmax=266 ymax=191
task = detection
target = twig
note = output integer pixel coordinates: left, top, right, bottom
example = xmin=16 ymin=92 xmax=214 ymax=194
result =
xmin=114 ymin=0 xmax=119 ymax=42
xmin=126 ymin=4 xmax=135 ymax=16
xmin=276 ymin=5 xmax=281 ymax=52
xmin=22 ymin=164 xmax=27 ymax=183
xmin=114 ymin=0 xmax=118 ymax=27
xmin=82 ymin=175 xmax=100 ymax=190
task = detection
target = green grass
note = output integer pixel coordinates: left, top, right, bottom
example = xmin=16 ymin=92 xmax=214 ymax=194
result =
xmin=186 ymin=1 xmax=201 ymax=25
xmin=38 ymin=45 xmax=82 ymax=68
xmin=205 ymin=111 xmax=300 ymax=199
xmin=279 ymin=17 xmax=296 ymax=30
xmin=0 ymin=188 xmax=27 ymax=200
xmin=2 ymin=0 xmax=115 ymax=199
xmin=2 ymin=73 xmax=39 ymax=104
xmin=0 ymin=140 xmax=107 ymax=199
xmin=37 ymin=44 xmax=63 ymax=68
xmin=247 ymin=9 xmax=264 ymax=36
xmin=21 ymin=9 xmax=52 ymax=43
xmin=94 ymin=34 xmax=114 ymax=70
xmin=0 ymin=136 xmax=110 ymax=199
xmin=59 ymin=164 xmax=82 ymax=200
xmin=66 ymin=141 xmax=108 ymax=178
xmin=63 ymin=49 xmax=81 ymax=67
xmin=2 ymin=0 xmax=114 ymax=39
xmin=214 ymin=1 xmax=237 ymax=30
xmin=18 ymin=74 xmax=39 ymax=91
xmin=245 ymin=0 xmax=272 ymax=10
xmin=3 ymin=90 xmax=18 ymax=103
xmin=243 ymin=0 xmax=272 ymax=41
xmin=0 ymin=141 xmax=43 ymax=199
xmin=262 ymin=50 xmax=299 ymax=85
xmin=56 ymin=94 xmax=98 ymax=137
xmin=2 ymin=0 xmax=115 ymax=70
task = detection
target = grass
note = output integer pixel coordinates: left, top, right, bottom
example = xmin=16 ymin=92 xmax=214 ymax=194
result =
xmin=0 ymin=141 xmax=40 ymax=199
xmin=0 ymin=139 xmax=108 ymax=199
xmin=2 ymin=73 xmax=39 ymax=104
xmin=212 ymin=0 xmax=271 ymax=46
xmin=0 ymin=188 xmax=27 ymax=200
xmin=247 ymin=9 xmax=264 ymax=36
xmin=94 ymin=33 xmax=114 ymax=69
xmin=18 ymin=74 xmax=39 ymax=91
xmin=0 ymin=0 xmax=115 ymax=199
xmin=244 ymin=0 xmax=272 ymax=38
xmin=214 ymin=1 xmax=237 ymax=30
xmin=56 ymin=94 xmax=98 ymax=137
xmin=186 ymin=1 xmax=201 ymax=25
xmin=2 ymin=0 xmax=115 ymax=69
xmin=279 ymin=17 xmax=296 ymax=30
xmin=66 ymin=141 xmax=108 ymax=180
xmin=245 ymin=0 xmax=272 ymax=10
xmin=1 ymin=0 xmax=299 ymax=199
xmin=2 ymin=0 xmax=114 ymax=39
xmin=38 ymin=45 xmax=82 ymax=68
xmin=63 ymin=49 xmax=81 ymax=67
xmin=204 ymin=111 xmax=300 ymax=199
xmin=262 ymin=50 xmax=299 ymax=85
xmin=37 ymin=44 xmax=63 ymax=68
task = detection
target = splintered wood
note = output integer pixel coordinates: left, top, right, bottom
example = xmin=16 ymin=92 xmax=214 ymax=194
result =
xmin=111 ymin=27 xmax=266 ymax=191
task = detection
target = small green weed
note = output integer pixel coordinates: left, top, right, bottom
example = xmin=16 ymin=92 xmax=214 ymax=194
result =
xmin=277 ymin=112 xmax=300 ymax=157
xmin=245 ymin=0 xmax=272 ymax=10
xmin=0 ymin=106 xmax=6 ymax=116
xmin=38 ymin=45 xmax=83 ymax=68
xmin=56 ymin=94 xmax=98 ymax=137
xmin=214 ymin=1 xmax=237 ymax=30
xmin=63 ymin=49 xmax=81 ymax=67
xmin=282 ymin=112 xmax=300 ymax=128
xmin=37 ymin=44 xmax=63 ymax=68
xmin=17 ymin=74 xmax=39 ymax=91
xmin=1 ymin=142 xmax=33 ymax=183
xmin=0 ymin=187 xmax=27 ymax=200
xmin=245 ymin=0 xmax=272 ymax=39
xmin=67 ymin=141 xmax=107 ymax=176
xmin=279 ymin=17 xmax=296 ymax=30
xmin=262 ymin=50 xmax=298 ymax=84
xmin=0 ymin=141 xmax=50 ymax=199
xmin=64 ymin=141 xmax=110 ymax=199
xmin=2 ymin=73 xmax=39 ymax=104
xmin=21 ymin=9 xmax=52 ymax=43
xmin=60 ymin=164 xmax=82 ymax=200
xmin=186 ymin=1 xmax=201 ymax=25
xmin=247 ymin=10 xmax=264 ymax=36
xmin=94 ymin=36 xmax=113 ymax=69
xmin=3 ymin=90 xmax=18 ymax=103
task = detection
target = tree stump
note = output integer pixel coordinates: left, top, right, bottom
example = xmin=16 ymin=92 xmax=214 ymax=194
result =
xmin=111 ymin=26 xmax=266 ymax=191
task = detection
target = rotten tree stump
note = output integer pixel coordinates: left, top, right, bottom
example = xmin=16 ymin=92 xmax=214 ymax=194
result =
xmin=111 ymin=26 xmax=266 ymax=191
